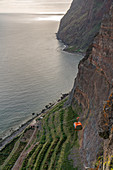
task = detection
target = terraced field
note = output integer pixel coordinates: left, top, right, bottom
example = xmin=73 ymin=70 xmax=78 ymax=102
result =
xmin=0 ymin=98 xmax=83 ymax=170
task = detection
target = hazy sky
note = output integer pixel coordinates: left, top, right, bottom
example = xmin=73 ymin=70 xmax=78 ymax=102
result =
xmin=0 ymin=0 xmax=72 ymax=13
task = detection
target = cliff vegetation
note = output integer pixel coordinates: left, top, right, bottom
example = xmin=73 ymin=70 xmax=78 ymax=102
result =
xmin=0 ymin=98 xmax=84 ymax=170
xmin=67 ymin=3 xmax=113 ymax=169
xmin=0 ymin=1 xmax=113 ymax=170
xmin=57 ymin=0 xmax=112 ymax=52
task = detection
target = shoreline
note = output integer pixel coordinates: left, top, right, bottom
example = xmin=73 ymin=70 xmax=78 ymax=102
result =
xmin=0 ymin=37 xmax=84 ymax=151
xmin=57 ymin=37 xmax=85 ymax=56
xmin=0 ymin=93 xmax=69 ymax=151
xmin=0 ymin=117 xmax=36 ymax=150
xmin=0 ymin=36 xmax=83 ymax=151
xmin=63 ymin=46 xmax=85 ymax=55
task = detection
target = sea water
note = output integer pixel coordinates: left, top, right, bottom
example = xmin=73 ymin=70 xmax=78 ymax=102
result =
xmin=0 ymin=13 xmax=83 ymax=139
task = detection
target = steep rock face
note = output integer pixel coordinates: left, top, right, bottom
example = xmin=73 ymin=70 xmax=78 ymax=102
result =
xmin=57 ymin=0 xmax=112 ymax=52
xmin=69 ymin=4 xmax=113 ymax=168
xmin=99 ymin=93 xmax=113 ymax=169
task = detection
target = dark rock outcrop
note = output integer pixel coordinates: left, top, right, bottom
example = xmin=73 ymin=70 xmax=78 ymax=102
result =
xmin=57 ymin=0 xmax=112 ymax=52
xmin=69 ymin=4 xmax=113 ymax=169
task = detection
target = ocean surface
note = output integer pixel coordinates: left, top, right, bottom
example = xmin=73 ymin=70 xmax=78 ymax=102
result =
xmin=0 ymin=13 xmax=83 ymax=139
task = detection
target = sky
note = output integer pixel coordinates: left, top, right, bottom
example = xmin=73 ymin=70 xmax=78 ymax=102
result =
xmin=0 ymin=0 xmax=72 ymax=13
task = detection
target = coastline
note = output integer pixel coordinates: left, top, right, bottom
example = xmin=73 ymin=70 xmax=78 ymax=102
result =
xmin=57 ymin=37 xmax=85 ymax=56
xmin=0 ymin=38 xmax=83 ymax=151
xmin=63 ymin=46 xmax=85 ymax=55
xmin=0 ymin=117 xmax=35 ymax=150
xmin=0 ymin=93 xmax=69 ymax=151
xmin=0 ymin=34 xmax=84 ymax=151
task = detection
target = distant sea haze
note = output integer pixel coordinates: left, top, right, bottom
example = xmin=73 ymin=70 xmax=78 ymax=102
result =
xmin=0 ymin=0 xmax=72 ymax=14
xmin=0 ymin=13 xmax=82 ymax=139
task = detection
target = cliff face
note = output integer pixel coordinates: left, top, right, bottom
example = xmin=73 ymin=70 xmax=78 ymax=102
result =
xmin=69 ymin=4 xmax=113 ymax=168
xmin=99 ymin=93 xmax=113 ymax=169
xmin=57 ymin=0 xmax=112 ymax=52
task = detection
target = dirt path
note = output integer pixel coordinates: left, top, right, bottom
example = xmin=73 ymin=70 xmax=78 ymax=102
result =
xmin=12 ymin=127 xmax=38 ymax=170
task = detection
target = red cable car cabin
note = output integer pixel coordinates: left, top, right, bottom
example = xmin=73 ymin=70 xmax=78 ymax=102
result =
xmin=74 ymin=117 xmax=82 ymax=131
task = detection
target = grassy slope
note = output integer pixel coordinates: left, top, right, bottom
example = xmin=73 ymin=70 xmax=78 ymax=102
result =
xmin=0 ymin=137 xmax=19 ymax=165
xmin=0 ymin=98 xmax=83 ymax=170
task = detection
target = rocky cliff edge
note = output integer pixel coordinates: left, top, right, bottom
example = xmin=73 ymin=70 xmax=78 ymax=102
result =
xmin=57 ymin=0 xmax=112 ymax=52
xmin=68 ymin=4 xmax=113 ymax=169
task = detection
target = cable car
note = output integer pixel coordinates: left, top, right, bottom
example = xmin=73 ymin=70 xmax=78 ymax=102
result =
xmin=74 ymin=117 xmax=82 ymax=131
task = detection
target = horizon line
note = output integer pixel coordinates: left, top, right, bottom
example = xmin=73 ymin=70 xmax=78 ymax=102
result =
xmin=0 ymin=12 xmax=65 ymax=15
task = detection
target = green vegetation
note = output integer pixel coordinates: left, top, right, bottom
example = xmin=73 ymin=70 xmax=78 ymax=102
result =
xmin=20 ymin=144 xmax=38 ymax=170
xmin=41 ymin=138 xmax=59 ymax=170
xmin=66 ymin=106 xmax=78 ymax=137
xmin=0 ymin=136 xmax=19 ymax=166
xmin=1 ymin=98 xmax=83 ymax=170
xmin=65 ymin=45 xmax=83 ymax=53
xmin=48 ymin=136 xmax=67 ymax=170
xmin=27 ymin=144 xmax=43 ymax=169
xmin=2 ymin=141 xmax=27 ymax=170
xmin=34 ymin=142 xmax=51 ymax=170
xmin=52 ymin=114 xmax=56 ymax=134
xmin=61 ymin=142 xmax=77 ymax=170
xmin=48 ymin=100 xmax=66 ymax=113
xmin=40 ymin=127 xmax=46 ymax=144
xmin=59 ymin=106 xmax=80 ymax=170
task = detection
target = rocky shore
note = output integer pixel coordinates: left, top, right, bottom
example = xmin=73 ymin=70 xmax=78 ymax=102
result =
xmin=0 ymin=93 xmax=69 ymax=151
xmin=0 ymin=117 xmax=35 ymax=150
